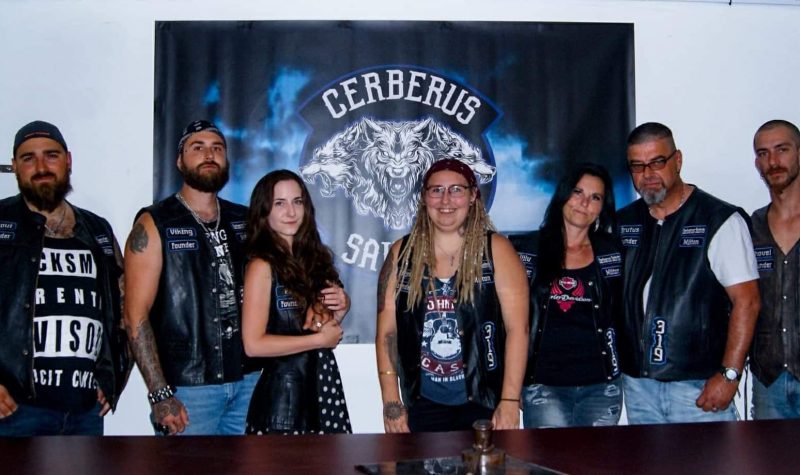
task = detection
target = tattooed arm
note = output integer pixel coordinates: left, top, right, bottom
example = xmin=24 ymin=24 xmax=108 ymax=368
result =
xmin=123 ymin=213 xmax=188 ymax=435
xmin=375 ymin=240 xmax=409 ymax=433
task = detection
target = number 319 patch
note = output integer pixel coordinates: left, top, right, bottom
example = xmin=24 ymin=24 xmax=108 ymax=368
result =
xmin=650 ymin=317 xmax=667 ymax=365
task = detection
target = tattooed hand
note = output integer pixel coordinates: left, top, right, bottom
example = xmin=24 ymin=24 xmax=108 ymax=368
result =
xmin=382 ymin=400 xmax=410 ymax=433
xmin=153 ymin=396 xmax=189 ymax=435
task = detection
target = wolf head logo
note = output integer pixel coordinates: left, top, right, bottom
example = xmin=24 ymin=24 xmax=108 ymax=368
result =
xmin=300 ymin=117 xmax=495 ymax=229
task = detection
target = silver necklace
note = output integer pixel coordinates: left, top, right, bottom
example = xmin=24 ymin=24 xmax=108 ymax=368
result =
xmin=435 ymin=243 xmax=462 ymax=269
xmin=175 ymin=192 xmax=220 ymax=235
xmin=44 ymin=205 xmax=68 ymax=237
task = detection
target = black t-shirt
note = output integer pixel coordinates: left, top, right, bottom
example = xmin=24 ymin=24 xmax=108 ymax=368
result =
xmin=32 ymin=237 xmax=103 ymax=412
xmin=204 ymin=224 xmax=241 ymax=382
xmin=534 ymin=264 xmax=607 ymax=386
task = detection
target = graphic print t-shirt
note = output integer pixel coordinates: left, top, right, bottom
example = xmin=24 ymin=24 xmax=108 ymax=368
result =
xmin=204 ymin=225 xmax=241 ymax=381
xmin=535 ymin=264 xmax=606 ymax=386
xmin=32 ymin=237 xmax=103 ymax=412
xmin=420 ymin=277 xmax=467 ymax=405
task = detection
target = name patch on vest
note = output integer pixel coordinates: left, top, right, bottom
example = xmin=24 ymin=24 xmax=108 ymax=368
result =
xmin=478 ymin=260 xmax=494 ymax=285
xmin=679 ymin=224 xmax=706 ymax=248
xmin=166 ymin=227 xmax=199 ymax=252
xmin=649 ymin=317 xmax=667 ymax=365
xmin=167 ymin=240 xmax=199 ymax=252
xmin=166 ymin=227 xmax=197 ymax=238
xmin=596 ymin=252 xmax=622 ymax=279
xmin=275 ymin=284 xmax=302 ymax=310
xmin=481 ymin=322 xmax=498 ymax=371
xmin=619 ymin=224 xmax=641 ymax=248
xmin=230 ymin=221 xmax=247 ymax=242
xmin=0 ymin=220 xmax=17 ymax=241
xmin=94 ymin=234 xmax=114 ymax=256
xmin=754 ymin=246 xmax=775 ymax=272
xmin=516 ymin=252 xmax=537 ymax=280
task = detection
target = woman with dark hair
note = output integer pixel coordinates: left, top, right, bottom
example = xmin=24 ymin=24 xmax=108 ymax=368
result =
xmin=242 ymin=169 xmax=351 ymax=434
xmin=510 ymin=163 xmax=623 ymax=428
xmin=376 ymin=158 xmax=529 ymax=433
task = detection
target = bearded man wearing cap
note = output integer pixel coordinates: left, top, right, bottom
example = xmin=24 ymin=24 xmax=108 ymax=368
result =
xmin=0 ymin=121 xmax=129 ymax=435
xmin=124 ymin=120 xmax=259 ymax=435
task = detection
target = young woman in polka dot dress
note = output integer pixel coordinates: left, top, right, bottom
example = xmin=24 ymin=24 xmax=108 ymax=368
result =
xmin=241 ymin=170 xmax=351 ymax=434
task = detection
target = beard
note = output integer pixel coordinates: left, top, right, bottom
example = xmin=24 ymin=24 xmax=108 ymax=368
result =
xmin=18 ymin=171 xmax=72 ymax=212
xmin=761 ymin=166 xmax=799 ymax=195
xmin=640 ymin=185 xmax=667 ymax=206
xmin=180 ymin=159 xmax=230 ymax=193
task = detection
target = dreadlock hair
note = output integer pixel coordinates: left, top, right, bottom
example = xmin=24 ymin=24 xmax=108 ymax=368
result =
xmin=397 ymin=185 xmax=496 ymax=310
xmin=246 ymin=170 xmax=340 ymax=317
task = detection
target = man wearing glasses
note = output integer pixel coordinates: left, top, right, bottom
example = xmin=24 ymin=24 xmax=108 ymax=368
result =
xmin=616 ymin=122 xmax=760 ymax=424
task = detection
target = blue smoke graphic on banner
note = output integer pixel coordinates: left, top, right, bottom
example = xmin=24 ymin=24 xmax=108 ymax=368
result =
xmin=154 ymin=21 xmax=635 ymax=343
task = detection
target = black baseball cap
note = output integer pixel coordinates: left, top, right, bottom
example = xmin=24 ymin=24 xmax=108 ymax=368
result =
xmin=13 ymin=121 xmax=68 ymax=156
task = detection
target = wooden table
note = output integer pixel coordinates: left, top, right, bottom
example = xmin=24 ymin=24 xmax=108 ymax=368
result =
xmin=1 ymin=419 xmax=797 ymax=474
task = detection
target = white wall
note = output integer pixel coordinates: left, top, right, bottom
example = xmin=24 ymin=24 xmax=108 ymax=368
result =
xmin=1 ymin=0 xmax=798 ymax=435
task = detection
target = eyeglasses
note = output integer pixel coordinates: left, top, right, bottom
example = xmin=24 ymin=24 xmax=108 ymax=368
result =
xmin=425 ymin=184 xmax=473 ymax=199
xmin=627 ymin=149 xmax=678 ymax=174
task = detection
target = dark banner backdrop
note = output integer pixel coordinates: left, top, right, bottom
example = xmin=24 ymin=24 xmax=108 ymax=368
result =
xmin=154 ymin=21 xmax=636 ymax=343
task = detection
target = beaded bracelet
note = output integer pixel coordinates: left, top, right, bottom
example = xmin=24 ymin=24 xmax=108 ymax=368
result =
xmin=147 ymin=385 xmax=175 ymax=405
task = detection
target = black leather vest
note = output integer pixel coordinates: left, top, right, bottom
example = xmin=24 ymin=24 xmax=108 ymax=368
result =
xmin=749 ymin=205 xmax=800 ymax=386
xmin=394 ymin=233 xmax=505 ymax=410
xmin=0 ymin=194 xmax=128 ymax=409
xmin=510 ymin=231 xmax=623 ymax=385
xmin=251 ymin=273 xmax=320 ymax=432
xmin=617 ymin=187 xmax=744 ymax=381
xmin=140 ymin=195 xmax=248 ymax=386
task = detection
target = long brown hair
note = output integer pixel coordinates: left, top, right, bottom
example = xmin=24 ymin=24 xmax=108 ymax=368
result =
xmin=246 ymin=169 xmax=340 ymax=310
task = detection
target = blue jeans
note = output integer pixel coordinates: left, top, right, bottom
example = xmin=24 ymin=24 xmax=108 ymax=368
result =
xmin=155 ymin=371 xmax=259 ymax=435
xmin=522 ymin=378 xmax=622 ymax=428
xmin=752 ymin=371 xmax=800 ymax=420
xmin=622 ymin=374 xmax=738 ymax=424
xmin=0 ymin=401 xmax=103 ymax=436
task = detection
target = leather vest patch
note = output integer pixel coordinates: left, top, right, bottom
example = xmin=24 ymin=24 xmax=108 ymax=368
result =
xmin=754 ymin=246 xmax=775 ymax=272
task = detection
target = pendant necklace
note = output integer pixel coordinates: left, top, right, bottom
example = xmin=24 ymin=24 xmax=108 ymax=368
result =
xmin=44 ymin=205 xmax=68 ymax=237
xmin=436 ymin=243 xmax=462 ymax=269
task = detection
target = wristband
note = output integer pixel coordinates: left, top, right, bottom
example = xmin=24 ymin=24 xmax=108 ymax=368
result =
xmin=148 ymin=385 xmax=175 ymax=405
xmin=500 ymin=398 xmax=520 ymax=403
xmin=378 ymin=370 xmax=397 ymax=376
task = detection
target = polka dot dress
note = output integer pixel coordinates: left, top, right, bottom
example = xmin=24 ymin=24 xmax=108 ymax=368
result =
xmin=316 ymin=349 xmax=352 ymax=434
xmin=246 ymin=349 xmax=351 ymax=435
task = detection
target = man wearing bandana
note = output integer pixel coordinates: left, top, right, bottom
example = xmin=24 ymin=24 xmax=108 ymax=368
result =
xmin=124 ymin=120 xmax=258 ymax=435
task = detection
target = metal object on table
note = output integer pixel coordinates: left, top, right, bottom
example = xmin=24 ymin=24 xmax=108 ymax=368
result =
xmin=462 ymin=419 xmax=506 ymax=474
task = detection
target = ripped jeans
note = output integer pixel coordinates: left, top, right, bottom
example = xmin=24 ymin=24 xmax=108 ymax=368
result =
xmin=522 ymin=377 xmax=622 ymax=428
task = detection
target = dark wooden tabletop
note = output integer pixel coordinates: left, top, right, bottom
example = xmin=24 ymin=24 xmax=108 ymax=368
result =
xmin=0 ymin=419 xmax=797 ymax=474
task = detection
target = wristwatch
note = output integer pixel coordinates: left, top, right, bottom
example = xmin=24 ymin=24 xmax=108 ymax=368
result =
xmin=720 ymin=366 xmax=741 ymax=383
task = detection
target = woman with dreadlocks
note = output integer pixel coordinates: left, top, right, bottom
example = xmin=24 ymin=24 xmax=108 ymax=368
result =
xmin=242 ymin=169 xmax=351 ymax=435
xmin=375 ymin=159 xmax=529 ymax=432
